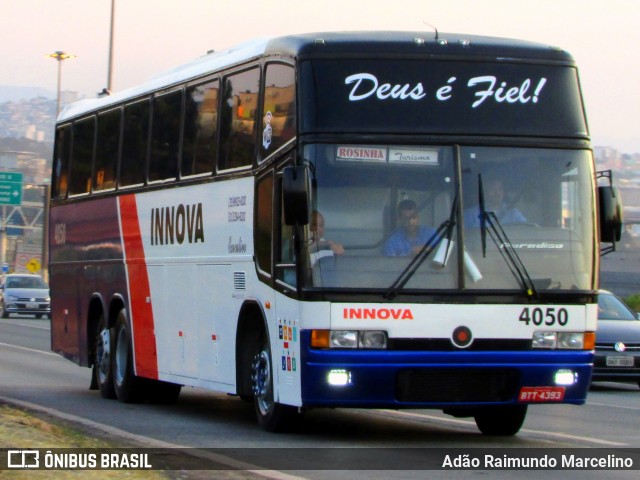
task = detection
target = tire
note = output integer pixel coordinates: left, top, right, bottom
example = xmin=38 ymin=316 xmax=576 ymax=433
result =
xmin=474 ymin=405 xmax=528 ymax=436
xmin=251 ymin=339 xmax=298 ymax=432
xmin=94 ymin=314 xmax=117 ymax=399
xmin=1 ymin=304 xmax=9 ymax=319
xmin=113 ymin=308 xmax=147 ymax=403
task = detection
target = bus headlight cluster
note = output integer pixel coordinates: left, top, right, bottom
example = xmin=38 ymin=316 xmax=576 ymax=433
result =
xmin=311 ymin=330 xmax=387 ymax=349
xmin=532 ymin=331 xmax=595 ymax=350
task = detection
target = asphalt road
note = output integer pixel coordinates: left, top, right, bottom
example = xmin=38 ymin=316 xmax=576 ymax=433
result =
xmin=1 ymin=316 xmax=639 ymax=479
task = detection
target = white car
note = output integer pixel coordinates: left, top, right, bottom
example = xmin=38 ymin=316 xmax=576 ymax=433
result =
xmin=0 ymin=274 xmax=51 ymax=319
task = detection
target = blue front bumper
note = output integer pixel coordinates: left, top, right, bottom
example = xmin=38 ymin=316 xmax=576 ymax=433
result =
xmin=300 ymin=331 xmax=593 ymax=408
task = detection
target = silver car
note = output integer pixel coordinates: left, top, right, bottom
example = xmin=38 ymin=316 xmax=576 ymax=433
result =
xmin=592 ymin=290 xmax=640 ymax=387
xmin=0 ymin=274 xmax=51 ymax=319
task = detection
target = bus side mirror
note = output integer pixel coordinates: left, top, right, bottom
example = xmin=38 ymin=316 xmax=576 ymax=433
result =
xmin=283 ymin=166 xmax=310 ymax=226
xmin=598 ymin=185 xmax=622 ymax=243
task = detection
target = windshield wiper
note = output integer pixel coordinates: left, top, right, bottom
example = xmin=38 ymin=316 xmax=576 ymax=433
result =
xmin=385 ymin=195 xmax=458 ymax=300
xmin=478 ymin=174 xmax=537 ymax=299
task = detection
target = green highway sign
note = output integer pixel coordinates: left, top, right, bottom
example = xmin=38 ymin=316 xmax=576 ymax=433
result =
xmin=0 ymin=171 xmax=23 ymax=205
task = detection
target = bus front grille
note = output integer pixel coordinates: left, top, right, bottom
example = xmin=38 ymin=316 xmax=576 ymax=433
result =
xmin=395 ymin=368 xmax=520 ymax=403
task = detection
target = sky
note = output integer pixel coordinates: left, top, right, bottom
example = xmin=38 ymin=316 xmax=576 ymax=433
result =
xmin=1 ymin=0 xmax=638 ymax=152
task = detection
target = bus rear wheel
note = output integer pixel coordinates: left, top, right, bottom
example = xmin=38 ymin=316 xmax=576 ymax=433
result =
xmin=251 ymin=340 xmax=297 ymax=432
xmin=113 ymin=309 xmax=146 ymax=403
xmin=94 ymin=314 xmax=116 ymax=399
xmin=474 ymin=405 xmax=528 ymax=436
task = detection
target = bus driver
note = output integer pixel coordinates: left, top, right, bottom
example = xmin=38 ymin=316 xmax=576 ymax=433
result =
xmin=384 ymin=200 xmax=438 ymax=257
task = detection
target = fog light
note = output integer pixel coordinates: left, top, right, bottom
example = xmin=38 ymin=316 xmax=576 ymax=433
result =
xmin=327 ymin=369 xmax=351 ymax=386
xmin=554 ymin=369 xmax=577 ymax=386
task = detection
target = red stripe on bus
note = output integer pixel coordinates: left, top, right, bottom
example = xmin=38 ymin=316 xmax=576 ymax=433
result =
xmin=119 ymin=194 xmax=159 ymax=380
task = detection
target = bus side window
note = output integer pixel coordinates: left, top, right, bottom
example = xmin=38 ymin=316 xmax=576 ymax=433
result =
xmin=120 ymin=99 xmax=150 ymax=187
xmin=218 ymin=67 xmax=260 ymax=171
xmin=255 ymin=171 xmax=274 ymax=277
xmin=276 ymin=179 xmax=296 ymax=287
xmin=94 ymin=108 xmax=121 ymax=191
xmin=260 ymin=63 xmax=296 ymax=162
xmin=52 ymin=125 xmax=71 ymax=199
xmin=69 ymin=117 xmax=95 ymax=195
xmin=183 ymin=79 xmax=219 ymax=176
xmin=150 ymin=90 xmax=183 ymax=182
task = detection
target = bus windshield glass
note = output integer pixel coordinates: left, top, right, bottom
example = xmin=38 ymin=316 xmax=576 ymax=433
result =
xmin=302 ymin=144 xmax=595 ymax=293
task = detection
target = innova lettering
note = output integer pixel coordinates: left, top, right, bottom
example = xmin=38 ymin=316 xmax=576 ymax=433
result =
xmin=343 ymin=308 xmax=414 ymax=320
xmin=150 ymin=203 xmax=205 ymax=245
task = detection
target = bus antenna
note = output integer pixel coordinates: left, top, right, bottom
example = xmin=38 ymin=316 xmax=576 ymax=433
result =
xmin=423 ymin=21 xmax=439 ymax=41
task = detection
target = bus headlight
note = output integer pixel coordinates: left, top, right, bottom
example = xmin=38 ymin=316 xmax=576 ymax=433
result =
xmin=311 ymin=330 xmax=388 ymax=349
xmin=532 ymin=331 xmax=557 ymax=349
xmin=532 ymin=331 xmax=595 ymax=350
xmin=330 ymin=330 xmax=358 ymax=348
xmin=558 ymin=332 xmax=585 ymax=349
xmin=359 ymin=331 xmax=387 ymax=349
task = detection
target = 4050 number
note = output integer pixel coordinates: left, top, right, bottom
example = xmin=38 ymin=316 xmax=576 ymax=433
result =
xmin=519 ymin=307 xmax=569 ymax=326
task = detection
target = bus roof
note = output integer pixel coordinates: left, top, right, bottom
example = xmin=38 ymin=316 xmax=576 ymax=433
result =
xmin=58 ymin=31 xmax=575 ymax=122
xmin=266 ymin=31 xmax=573 ymax=61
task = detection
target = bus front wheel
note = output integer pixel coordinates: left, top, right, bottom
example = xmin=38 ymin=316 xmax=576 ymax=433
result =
xmin=251 ymin=340 xmax=298 ymax=432
xmin=474 ymin=405 xmax=528 ymax=436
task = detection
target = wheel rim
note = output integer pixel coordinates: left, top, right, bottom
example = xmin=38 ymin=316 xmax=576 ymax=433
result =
xmin=96 ymin=328 xmax=111 ymax=384
xmin=114 ymin=325 xmax=127 ymax=385
xmin=252 ymin=349 xmax=273 ymax=415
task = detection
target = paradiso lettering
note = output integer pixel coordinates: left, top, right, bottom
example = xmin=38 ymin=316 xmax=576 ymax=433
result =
xmin=343 ymin=308 xmax=414 ymax=320
xmin=150 ymin=203 xmax=205 ymax=245
xmin=345 ymin=73 xmax=547 ymax=108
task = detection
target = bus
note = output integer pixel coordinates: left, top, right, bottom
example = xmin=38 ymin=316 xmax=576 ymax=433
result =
xmin=49 ymin=31 xmax=622 ymax=436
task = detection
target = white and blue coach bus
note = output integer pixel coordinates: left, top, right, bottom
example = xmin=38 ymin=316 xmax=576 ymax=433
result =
xmin=49 ymin=31 xmax=622 ymax=435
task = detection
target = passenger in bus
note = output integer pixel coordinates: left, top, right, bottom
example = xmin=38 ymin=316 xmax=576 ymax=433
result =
xmin=383 ymin=199 xmax=438 ymax=256
xmin=464 ymin=177 xmax=526 ymax=227
xmin=309 ymin=211 xmax=345 ymax=263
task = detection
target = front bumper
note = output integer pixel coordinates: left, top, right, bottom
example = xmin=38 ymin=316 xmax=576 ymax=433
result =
xmin=300 ymin=331 xmax=593 ymax=408
xmin=4 ymin=302 xmax=51 ymax=316
xmin=592 ymin=351 xmax=640 ymax=382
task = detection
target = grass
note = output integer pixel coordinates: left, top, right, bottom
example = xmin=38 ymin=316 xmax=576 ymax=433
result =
xmin=0 ymin=404 xmax=259 ymax=479
xmin=0 ymin=404 xmax=169 ymax=479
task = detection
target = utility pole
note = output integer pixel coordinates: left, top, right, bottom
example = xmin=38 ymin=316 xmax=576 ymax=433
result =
xmin=107 ymin=0 xmax=116 ymax=92
xmin=45 ymin=51 xmax=76 ymax=116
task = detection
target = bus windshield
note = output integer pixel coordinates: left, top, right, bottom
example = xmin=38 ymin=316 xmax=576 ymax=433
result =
xmin=301 ymin=144 xmax=595 ymax=293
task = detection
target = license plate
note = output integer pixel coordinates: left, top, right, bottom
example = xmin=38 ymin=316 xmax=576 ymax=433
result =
xmin=518 ymin=386 xmax=565 ymax=402
xmin=606 ymin=356 xmax=634 ymax=367
xmin=26 ymin=302 xmax=39 ymax=309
